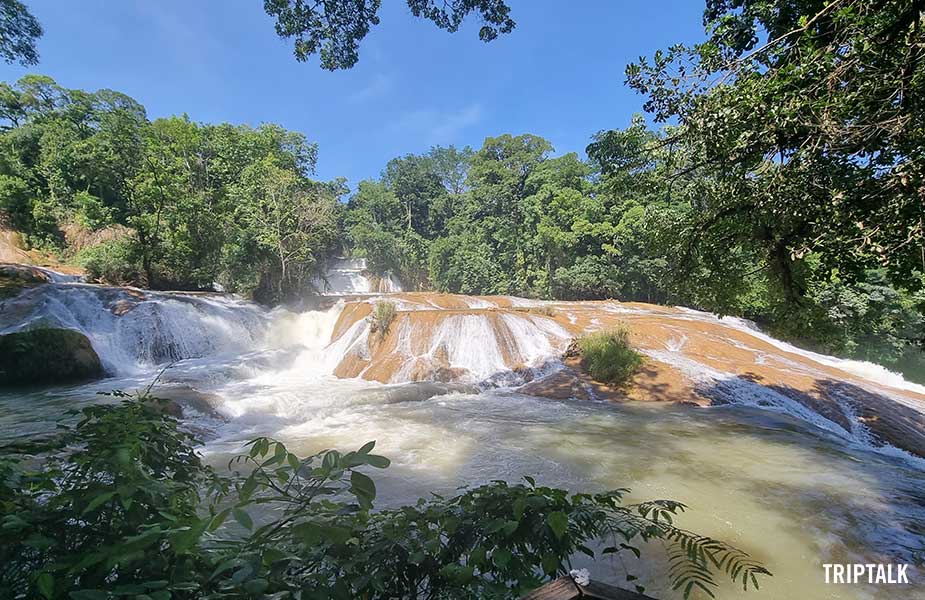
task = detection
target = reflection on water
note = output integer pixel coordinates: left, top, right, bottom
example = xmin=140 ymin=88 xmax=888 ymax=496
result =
xmin=2 ymin=367 xmax=924 ymax=599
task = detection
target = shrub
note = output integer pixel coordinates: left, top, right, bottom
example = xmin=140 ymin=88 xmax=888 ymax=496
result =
xmin=369 ymin=300 xmax=397 ymax=340
xmin=77 ymin=237 xmax=145 ymax=286
xmin=578 ymin=326 xmax=644 ymax=385
xmin=0 ymin=393 xmax=769 ymax=599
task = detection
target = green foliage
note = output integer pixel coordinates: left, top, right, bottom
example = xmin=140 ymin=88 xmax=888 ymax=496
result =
xmin=73 ymin=191 xmax=112 ymax=231
xmin=0 ymin=76 xmax=341 ymax=298
xmin=77 ymin=237 xmax=145 ymax=286
xmin=0 ymin=0 xmax=42 ymax=66
xmin=0 ymin=394 xmax=770 ymax=599
xmin=264 ymin=0 xmax=514 ymax=70
xmin=578 ymin=327 xmax=644 ymax=386
xmin=626 ymin=0 xmax=925 ymax=298
xmin=369 ymin=300 xmax=397 ymax=340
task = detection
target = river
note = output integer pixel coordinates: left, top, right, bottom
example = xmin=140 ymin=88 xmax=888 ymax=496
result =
xmin=1 ymin=278 xmax=924 ymax=599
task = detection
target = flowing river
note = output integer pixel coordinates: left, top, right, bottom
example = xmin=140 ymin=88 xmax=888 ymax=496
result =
xmin=1 ymin=277 xmax=924 ymax=599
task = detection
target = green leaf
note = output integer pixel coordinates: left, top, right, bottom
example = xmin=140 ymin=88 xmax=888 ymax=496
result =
xmin=358 ymin=440 xmax=376 ymax=454
xmin=364 ymin=454 xmax=390 ymax=468
xmin=541 ymin=553 xmax=560 ymax=575
xmin=547 ymin=511 xmax=568 ymax=539
xmin=208 ymin=508 xmax=231 ymax=532
xmin=513 ymin=496 xmax=526 ymax=520
xmin=82 ymin=491 xmax=116 ymax=515
xmin=492 ymin=548 xmax=512 ymax=568
xmin=232 ymin=508 xmax=253 ymax=530
xmin=286 ymin=453 xmax=301 ymax=471
xmin=350 ymin=470 xmax=376 ymax=506
xmin=240 ymin=475 xmax=257 ymax=500
xmin=36 ymin=572 xmax=54 ymax=599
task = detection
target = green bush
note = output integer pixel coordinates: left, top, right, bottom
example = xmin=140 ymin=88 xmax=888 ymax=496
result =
xmin=579 ymin=327 xmax=644 ymax=385
xmin=0 ymin=394 xmax=769 ymax=599
xmin=369 ymin=300 xmax=397 ymax=340
xmin=77 ymin=237 xmax=145 ymax=286
xmin=73 ymin=191 xmax=113 ymax=231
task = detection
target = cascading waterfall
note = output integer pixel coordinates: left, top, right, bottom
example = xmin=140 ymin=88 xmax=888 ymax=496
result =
xmin=1 ymin=283 xmax=269 ymax=375
xmin=4 ymin=284 xmax=925 ymax=600
xmin=311 ymin=257 xmax=402 ymax=295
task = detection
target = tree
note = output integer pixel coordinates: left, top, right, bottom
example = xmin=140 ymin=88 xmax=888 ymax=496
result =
xmin=626 ymin=0 xmax=925 ymax=301
xmin=263 ymin=0 xmax=515 ymax=69
xmin=0 ymin=0 xmax=41 ymax=66
xmin=232 ymin=157 xmax=338 ymax=301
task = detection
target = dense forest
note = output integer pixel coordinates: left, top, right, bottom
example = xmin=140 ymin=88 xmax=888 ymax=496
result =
xmin=1 ymin=73 xmax=922 ymax=379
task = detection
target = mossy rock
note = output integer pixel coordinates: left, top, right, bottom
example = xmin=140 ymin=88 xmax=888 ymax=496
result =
xmin=0 ymin=328 xmax=103 ymax=385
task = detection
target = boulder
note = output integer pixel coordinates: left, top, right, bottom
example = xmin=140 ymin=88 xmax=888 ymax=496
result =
xmin=0 ymin=328 xmax=103 ymax=385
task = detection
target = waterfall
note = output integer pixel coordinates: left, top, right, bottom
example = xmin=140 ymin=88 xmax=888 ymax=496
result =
xmin=311 ymin=257 xmax=402 ymax=295
xmin=1 ymin=283 xmax=269 ymax=375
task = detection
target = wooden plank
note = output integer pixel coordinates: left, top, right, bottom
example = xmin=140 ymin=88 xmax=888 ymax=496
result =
xmin=519 ymin=576 xmax=658 ymax=600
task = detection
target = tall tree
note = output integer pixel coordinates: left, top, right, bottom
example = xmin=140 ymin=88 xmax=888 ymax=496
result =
xmin=626 ymin=0 xmax=925 ymax=301
xmin=0 ymin=0 xmax=41 ymax=66
xmin=231 ymin=157 xmax=338 ymax=301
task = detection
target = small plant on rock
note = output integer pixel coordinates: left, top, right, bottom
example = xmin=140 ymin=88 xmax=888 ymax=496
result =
xmin=369 ymin=300 xmax=397 ymax=340
xmin=578 ymin=325 xmax=644 ymax=385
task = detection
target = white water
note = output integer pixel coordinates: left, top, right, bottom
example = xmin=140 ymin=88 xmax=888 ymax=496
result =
xmin=311 ymin=257 xmax=402 ymax=294
xmin=675 ymin=306 xmax=925 ymax=397
xmin=2 ymin=286 xmax=925 ymax=598
xmin=0 ymin=283 xmax=268 ymax=374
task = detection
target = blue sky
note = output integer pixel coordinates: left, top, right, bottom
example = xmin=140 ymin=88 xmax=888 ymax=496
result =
xmin=0 ymin=1 xmax=705 ymax=189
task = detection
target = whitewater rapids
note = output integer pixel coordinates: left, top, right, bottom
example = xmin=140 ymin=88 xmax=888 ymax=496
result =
xmin=2 ymin=283 xmax=925 ymax=599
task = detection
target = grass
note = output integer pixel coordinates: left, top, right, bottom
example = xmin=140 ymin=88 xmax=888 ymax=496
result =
xmin=369 ymin=300 xmax=397 ymax=340
xmin=578 ymin=326 xmax=644 ymax=386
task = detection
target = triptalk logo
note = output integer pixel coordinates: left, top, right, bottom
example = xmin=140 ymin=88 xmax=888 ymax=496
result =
xmin=823 ymin=564 xmax=911 ymax=584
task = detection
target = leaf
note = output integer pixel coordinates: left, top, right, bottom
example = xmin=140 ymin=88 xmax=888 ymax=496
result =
xmin=82 ymin=491 xmax=116 ymax=515
xmin=364 ymin=454 xmax=390 ymax=468
xmin=240 ymin=475 xmax=257 ymax=500
xmin=620 ymin=543 xmax=641 ymax=559
xmin=541 ymin=553 xmax=560 ymax=575
xmin=36 ymin=573 xmax=54 ymax=599
xmin=350 ymin=471 xmax=376 ymax=507
xmin=208 ymin=508 xmax=231 ymax=532
xmin=286 ymin=452 xmax=301 ymax=471
xmin=492 ymin=548 xmax=512 ymax=568
xmin=513 ymin=496 xmax=526 ymax=520
xmin=232 ymin=508 xmax=253 ymax=530
xmin=358 ymin=440 xmax=376 ymax=454
xmin=546 ymin=511 xmax=568 ymax=539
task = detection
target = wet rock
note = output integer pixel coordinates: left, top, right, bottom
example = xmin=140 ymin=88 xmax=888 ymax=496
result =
xmin=149 ymin=384 xmax=224 ymax=419
xmin=519 ymin=369 xmax=593 ymax=401
xmin=0 ymin=263 xmax=53 ymax=284
xmin=0 ymin=327 xmax=103 ymax=385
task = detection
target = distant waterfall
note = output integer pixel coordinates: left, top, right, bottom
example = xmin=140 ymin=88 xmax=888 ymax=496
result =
xmin=311 ymin=257 xmax=402 ymax=295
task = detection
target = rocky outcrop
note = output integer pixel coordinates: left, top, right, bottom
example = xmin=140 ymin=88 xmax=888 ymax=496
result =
xmin=0 ymin=327 xmax=103 ymax=385
xmin=318 ymin=293 xmax=925 ymax=458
